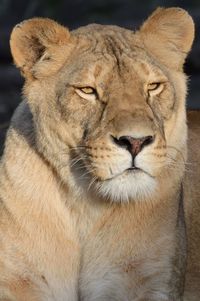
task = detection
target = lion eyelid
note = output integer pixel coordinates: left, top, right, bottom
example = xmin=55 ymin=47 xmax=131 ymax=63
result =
xmin=75 ymin=87 xmax=98 ymax=101
xmin=147 ymin=82 xmax=166 ymax=96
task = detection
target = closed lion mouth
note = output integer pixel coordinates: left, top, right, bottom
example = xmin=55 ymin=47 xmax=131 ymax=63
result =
xmin=126 ymin=167 xmax=140 ymax=171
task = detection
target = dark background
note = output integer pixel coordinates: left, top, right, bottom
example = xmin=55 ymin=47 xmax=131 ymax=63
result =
xmin=0 ymin=0 xmax=199 ymax=153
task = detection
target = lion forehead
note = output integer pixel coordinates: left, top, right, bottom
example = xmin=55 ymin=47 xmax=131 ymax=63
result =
xmin=62 ymin=38 xmax=166 ymax=92
xmin=69 ymin=25 xmax=143 ymax=64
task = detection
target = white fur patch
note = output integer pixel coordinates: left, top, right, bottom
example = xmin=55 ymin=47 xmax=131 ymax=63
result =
xmin=95 ymin=170 xmax=157 ymax=202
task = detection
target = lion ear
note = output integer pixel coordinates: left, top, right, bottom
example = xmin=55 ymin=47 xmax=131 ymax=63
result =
xmin=139 ymin=7 xmax=195 ymax=70
xmin=10 ymin=18 xmax=70 ymax=78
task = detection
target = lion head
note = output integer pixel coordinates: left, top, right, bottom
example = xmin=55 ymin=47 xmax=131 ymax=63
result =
xmin=10 ymin=8 xmax=194 ymax=202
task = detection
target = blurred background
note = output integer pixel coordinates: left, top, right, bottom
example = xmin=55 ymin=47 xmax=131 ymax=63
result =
xmin=0 ymin=0 xmax=199 ymax=153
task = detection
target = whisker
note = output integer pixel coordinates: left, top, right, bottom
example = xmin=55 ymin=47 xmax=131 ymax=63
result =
xmin=87 ymin=176 xmax=98 ymax=191
xmin=141 ymin=156 xmax=193 ymax=173
xmin=57 ymin=155 xmax=87 ymax=170
xmin=166 ymin=155 xmax=194 ymax=166
xmin=70 ymin=157 xmax=85 ymax=168
xmin=79 ymin=170 xmax=92 ymax=179
xmin=166 ymin=145 xmax=186 ymax=163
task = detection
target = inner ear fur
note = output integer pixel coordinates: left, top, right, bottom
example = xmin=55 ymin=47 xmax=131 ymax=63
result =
xmin=139 ymin=7 xmax=195 ymax=70
xmin=10 ymin=18 xmax=70 ymax=78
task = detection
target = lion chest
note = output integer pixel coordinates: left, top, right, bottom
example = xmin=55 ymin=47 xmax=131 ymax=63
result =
xmin=78 ymin=240 xmax=173 ymax=301
xmin=77 ymin=209 xmax=176 ymax=301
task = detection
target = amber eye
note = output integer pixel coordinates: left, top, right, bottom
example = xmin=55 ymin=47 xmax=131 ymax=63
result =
xmin=75 ymin=86 xmax=97 ymax=101
xmin=80 ymin=87 xmax=96 ymax=94
xmin=147 ymin=83 xmax=161 ymax=91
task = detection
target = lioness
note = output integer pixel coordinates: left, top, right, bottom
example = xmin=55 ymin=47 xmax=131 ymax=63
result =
xmin=0 ymin=6 xmax=199 ymax=301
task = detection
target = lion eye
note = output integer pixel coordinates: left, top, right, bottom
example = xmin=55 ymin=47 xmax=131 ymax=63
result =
xmin=80 ymin=87 xmax=96 ymax=94
xmin=75 ymin=86 xmax=97 ymax=101
xmin=148 ymin=83 xmax=160 ymax=91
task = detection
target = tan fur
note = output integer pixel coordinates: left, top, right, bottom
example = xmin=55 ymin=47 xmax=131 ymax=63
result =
xmin=0 ymin=7 xmax=198 ymax=301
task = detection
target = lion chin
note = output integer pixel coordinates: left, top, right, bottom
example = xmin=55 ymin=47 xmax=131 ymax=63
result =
xmin=95 ymin=170 xmax=157 ymax=202
xmin=70 ymin=151 xmax=158 ymax=203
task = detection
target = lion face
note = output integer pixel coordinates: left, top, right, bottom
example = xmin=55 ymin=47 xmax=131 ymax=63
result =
xmin=10 ymin=8 xmax=194 ymax=202
xmin=58 ymin=44 xmax=186 ymax=202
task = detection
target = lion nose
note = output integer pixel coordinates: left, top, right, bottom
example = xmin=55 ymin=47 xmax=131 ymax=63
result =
xmin=112 ymin=135 xmax=154 ymax=157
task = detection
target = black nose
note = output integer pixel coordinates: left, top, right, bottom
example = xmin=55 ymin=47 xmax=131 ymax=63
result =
xmin=112 ymin=135 xmax=154 ymax=157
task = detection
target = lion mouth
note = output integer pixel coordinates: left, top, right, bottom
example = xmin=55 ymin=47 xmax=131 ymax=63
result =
xmin=125 ymin=167 xmax=155 ymax=179
xmin=70 ymin=152 xmax=154 ymax=186
xmin=109 ymin=166 xmax=155 ymax=180
xmin=102 ymin=166 xmax=144 ymax=182
xmin=126 ymin=167 xmax=140 ymax=172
